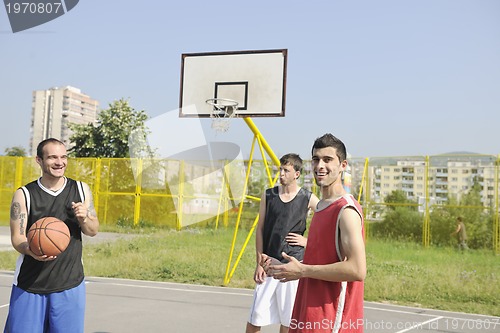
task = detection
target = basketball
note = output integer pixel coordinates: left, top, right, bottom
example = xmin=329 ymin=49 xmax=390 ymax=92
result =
xmin=27 ymin=217 xmax=70 ymax=257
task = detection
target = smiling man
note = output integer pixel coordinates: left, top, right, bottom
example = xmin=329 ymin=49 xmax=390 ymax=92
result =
xmin=4 ymin=138 xmax=99 ymax=333
xmin=247 ymin=153 xmax=319 ymax=333
xmin=264 ymin=134 xmax=366 ymax=333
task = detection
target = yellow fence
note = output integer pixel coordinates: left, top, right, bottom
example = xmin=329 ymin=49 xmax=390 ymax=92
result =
xmin=351 ymin=154 xmax=500 ymax=254
xmin=0 ymin=156 xmax=251 ymax=230
xmin=0 ymin=154 xmax=498 ymax=256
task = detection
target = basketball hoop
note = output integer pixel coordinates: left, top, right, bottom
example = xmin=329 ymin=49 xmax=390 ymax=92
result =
xmin=206 ymin=98 xmax=239 ymax=133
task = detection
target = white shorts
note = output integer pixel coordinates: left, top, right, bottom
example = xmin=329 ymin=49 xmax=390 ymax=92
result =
xmin=247 ymin=276 xmax=299 ymax=327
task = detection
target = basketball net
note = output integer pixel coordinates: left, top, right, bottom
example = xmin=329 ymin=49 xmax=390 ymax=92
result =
xmin=206 ymin=98 xmax=238 ymax=134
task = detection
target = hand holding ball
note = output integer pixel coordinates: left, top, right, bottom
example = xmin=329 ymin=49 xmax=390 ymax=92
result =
xmin=27 ymin=217 xmax=70 ymax=257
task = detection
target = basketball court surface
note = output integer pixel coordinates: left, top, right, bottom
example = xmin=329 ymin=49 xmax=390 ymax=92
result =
xmin=0 ymin=271 xmax=498 ymax=333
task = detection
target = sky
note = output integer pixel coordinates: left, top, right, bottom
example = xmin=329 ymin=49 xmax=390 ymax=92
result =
xmin=1 ymin=0 xmax=499 ymax=160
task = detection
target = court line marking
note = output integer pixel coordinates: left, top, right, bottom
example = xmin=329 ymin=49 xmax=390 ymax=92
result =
xmin=365 ymin=306 xmax=436 ymax=317
xmin=365 ymin=305 xmax=499 ymax=321
xmin=88 ymin=281 xmax=253 ymax=297
xmin=395 ymin=316 xmax=443 ymax=333
xmin=93 ymin=283 xmax=500 ymax=321
xmin=364 ymin=301 xmax=500 ymax=320
xmin=85 ymin=274 xmax=249 ymax=292
xmin=2 ymin=273 xmax=499 ymax=322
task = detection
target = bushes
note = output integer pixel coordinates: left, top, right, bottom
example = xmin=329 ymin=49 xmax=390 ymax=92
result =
xmin=370 ymin=190 xmax=495 ymax=250
xmin=371 ymin=207 xmax=422 ymax=242
xmin=429 ymin=208 xmax=455 ymax=247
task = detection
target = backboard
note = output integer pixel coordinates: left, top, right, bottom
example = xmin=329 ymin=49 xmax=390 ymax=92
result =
xmin=179 ymin=49 xmax=287 ymax=118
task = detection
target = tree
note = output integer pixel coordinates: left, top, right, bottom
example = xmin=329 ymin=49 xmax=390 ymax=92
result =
xmin=384 ymin=190 xmax=416 ymax=210
xmin=68 ymin=99 xmax=172 ymax=227
xmin=4 ymin=146 xmax=27 ymax=156
xmin=68 ymin=99 xmax=152 ymax=158
xmin=372 ymin=190 xmax=422 ymax=241
xmin=457 ymin=181 xmax=492 ymax=249
xmin=427 ymin=181 xmax=492 ymax=249
xmin=376 ymin=207 xmax=422 ymax=241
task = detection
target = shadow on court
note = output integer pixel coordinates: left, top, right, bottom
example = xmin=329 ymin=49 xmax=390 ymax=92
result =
xmin=0 ymin=271 xmax=498 ymax=333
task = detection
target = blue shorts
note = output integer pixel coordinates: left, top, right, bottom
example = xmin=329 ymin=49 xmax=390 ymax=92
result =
xmin=4 ymin=281 xmax=86 ymax=333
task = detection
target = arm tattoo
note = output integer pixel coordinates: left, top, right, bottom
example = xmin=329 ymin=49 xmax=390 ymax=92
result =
xmin=10 ymin=202 xmax=20 ymax=219
xmin=19 ymin=213 xmax=26 ymax=235
xmin=11 ymin=202 xmax=26 ymax=235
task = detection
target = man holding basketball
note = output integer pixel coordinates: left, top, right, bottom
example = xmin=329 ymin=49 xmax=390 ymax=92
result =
xmin=4 ymin=138 xmax=99 ymax=333
xmin=263 ymin=134 xmax=366 ymax=333
xmin=246 ymin=153 xmax=319 ymax=333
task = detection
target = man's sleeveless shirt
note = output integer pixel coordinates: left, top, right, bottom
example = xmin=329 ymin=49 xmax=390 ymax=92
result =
xmin=290 ymin=194 xmax=365 ymax=333
xmin=262 ymin=187 xmax=312 ymax=263
xmin=13 ymin=178 xmax=86 ymax=294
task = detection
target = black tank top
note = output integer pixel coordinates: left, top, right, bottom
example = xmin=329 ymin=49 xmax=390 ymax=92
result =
xmin=262 ymin=187 xmax=312 ymax=263
xmin=14 ymin=177 xmax=85 ymax=293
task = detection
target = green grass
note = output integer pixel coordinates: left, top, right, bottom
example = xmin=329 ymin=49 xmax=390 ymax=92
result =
xmin=83 ymin=228 xmax=257 ymax=288
xmin=365 ymin=239 xmax=499 ymax=316
xmin=0 ymin=226 xmax=257 ymax=289
xmin=0 ymin=227 xmax=498 ymax=316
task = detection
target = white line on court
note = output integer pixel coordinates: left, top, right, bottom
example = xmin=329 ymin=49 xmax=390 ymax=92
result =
xmin=2 ymin=271 xmax=252 ymax=296
xmin=88 ymin=281 xmax=253 ymax=297
xmin=85 ymin=274 xmax=248 ymax=291
xmin=365 ymin=303 xmax=500 ymax=321
xmin=365 ymin=306 xmax=437 ymax=317
xmin=395 ymin=316 xmax=443 ymax=333
xmin=3 ymin=272 xmax=499 ymax=325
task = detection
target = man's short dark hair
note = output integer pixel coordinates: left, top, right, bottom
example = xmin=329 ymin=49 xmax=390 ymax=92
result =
xmin=36 ymin=138 xmax=65 ymax=159
xmin=311 ymin=133 xmax=347 ymax=162
xmin=280 ymin=153 xmax=303 ymax=174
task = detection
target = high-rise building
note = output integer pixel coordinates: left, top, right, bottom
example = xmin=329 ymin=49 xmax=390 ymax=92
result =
xmin=350 ymin=156 xmax=497 ymax=210
xmin=30 ymin=86 xmax=99 ymax=156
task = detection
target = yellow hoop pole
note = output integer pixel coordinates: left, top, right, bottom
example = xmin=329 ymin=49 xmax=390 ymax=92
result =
xmin=227 ymin=214 xmax=260 ymax=281
xmin=224 ymin=118 xmax=282 ymax=285
xmin=243 ymin=118 xmax=280 ymax=166
xmin=256 ymin=136 xmax=274 ymax=187
xmin=223 ymin=136 xmax=258 ymax=285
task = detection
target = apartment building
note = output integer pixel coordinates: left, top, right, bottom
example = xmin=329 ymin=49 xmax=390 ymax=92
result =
xmin=355 ymin=156 xmax=497 ymax=207
xmin=30 ymin=86 xmax=99 ymax=156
